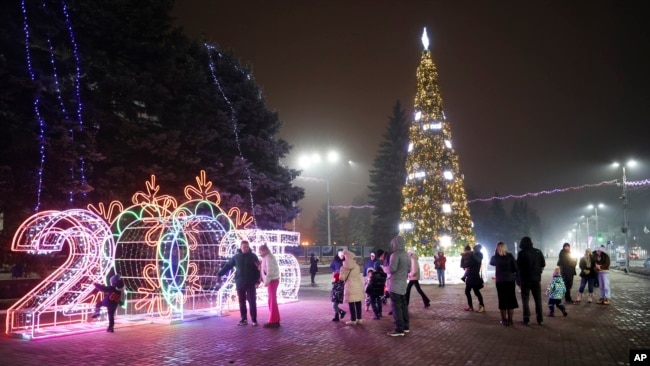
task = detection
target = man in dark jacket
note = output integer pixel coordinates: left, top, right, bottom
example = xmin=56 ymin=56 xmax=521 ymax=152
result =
xmin=217 ymin=240 xmax=261 ymax=326
xmin=516 ymin=236 xmax=546 ymax=325
xmin=557 ymin=243 xmax=577 ymax=302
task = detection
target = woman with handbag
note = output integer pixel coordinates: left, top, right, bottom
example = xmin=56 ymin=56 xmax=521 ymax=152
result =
xmin=574 ymin=248 xmax=596 ymax=303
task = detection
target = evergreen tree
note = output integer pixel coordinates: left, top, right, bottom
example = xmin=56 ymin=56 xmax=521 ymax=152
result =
xmin=0 ymin=0 xmax=304 ymax=246
xmin=400 ymin=29 xmax=476 ymax=256
xmin=368 ymin=101 xmax=409 ymax=249
xmin=510 ymin=200 xmax=542 ymax=244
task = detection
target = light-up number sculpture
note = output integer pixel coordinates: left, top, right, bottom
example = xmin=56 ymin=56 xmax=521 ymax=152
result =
xmin=5 ymin=209 xmax=114 ymax=339
xmin=6 ymin=171 xmax=301 ymax=339
xmin=217 ymin=229 xmax=301 ymax=312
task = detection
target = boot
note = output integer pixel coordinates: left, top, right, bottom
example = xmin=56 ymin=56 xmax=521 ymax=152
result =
xmin=574 ymin=293 xmax=582 ymax=304
xmin=588 ymin=294 xmax=593 ymax=303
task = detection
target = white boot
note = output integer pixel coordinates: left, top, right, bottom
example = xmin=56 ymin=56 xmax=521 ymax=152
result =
xmin=575 ymin=293 xmax=582 ymax=303
xmin=588 ymin=294 xmax=593 ymax=303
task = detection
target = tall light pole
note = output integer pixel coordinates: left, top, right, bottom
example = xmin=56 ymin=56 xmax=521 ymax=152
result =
xmin=613 ymin=160 xmax=637 ymax=274
xmin=580 ymin=215 xmax=589 ymax=249
xmin=587 ymin=203 xmax=604 ymax=245
xmin=299 ymin=150 xmax=341 ymax=247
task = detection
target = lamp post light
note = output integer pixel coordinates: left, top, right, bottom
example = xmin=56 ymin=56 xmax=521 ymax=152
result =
xmin=587 ymin=203 xmax=604 ymax=245
xmin=613 ymin=160 xmax=637 ymax=273
xmin=580 ymin=215 xmax=589 ymax=250
xmin=299 ymin=151 xmax=341 ymax=247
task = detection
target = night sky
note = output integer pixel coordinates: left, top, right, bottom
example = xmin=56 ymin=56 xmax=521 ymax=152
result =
xmin=172 ymin=1 xmax=650 ymax=248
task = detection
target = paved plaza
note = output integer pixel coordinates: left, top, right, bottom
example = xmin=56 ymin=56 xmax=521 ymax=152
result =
xmin=1 ymin=265 xmax=649 ymax=366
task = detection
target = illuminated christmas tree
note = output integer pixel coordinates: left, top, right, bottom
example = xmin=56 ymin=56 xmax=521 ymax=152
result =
xmin=399 ymin=28 xmax=476 ymax=256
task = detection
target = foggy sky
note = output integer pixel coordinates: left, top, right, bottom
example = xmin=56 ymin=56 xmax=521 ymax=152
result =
xmin=172 ymin=1 xmax=650 ymax=247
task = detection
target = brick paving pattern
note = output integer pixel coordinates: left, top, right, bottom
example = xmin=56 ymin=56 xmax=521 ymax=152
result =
xmin=0 ymin=266 xmax=648 ymax=365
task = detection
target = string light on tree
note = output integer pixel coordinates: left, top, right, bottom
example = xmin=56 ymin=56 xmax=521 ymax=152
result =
xmin=399 ymin=27 xmax=476 ymax=255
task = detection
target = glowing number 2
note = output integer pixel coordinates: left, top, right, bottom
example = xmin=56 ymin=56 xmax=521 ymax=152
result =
xmin=6 ymin=209 xmax=114 ymax=339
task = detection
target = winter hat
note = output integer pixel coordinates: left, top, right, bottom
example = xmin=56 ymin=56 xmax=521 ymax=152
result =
xmin=367 ymin=267 xmax=375 ymax=276
xmin=109 ymin=274 xmax=124 ymax=288
xmin=333 ymin=272 xmax=340 ymax=281
xmin=598 ymin=245 xmax=606 ymax=252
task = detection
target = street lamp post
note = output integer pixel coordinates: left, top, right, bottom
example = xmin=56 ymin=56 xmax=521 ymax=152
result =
xmin=613 ymin=160 xmax=637 ymax=274
xmin=588 ymin=203 xmax=603 ymax=245
xmin=299 ymin=151 xmax=342 ymax=247
xmin=326 ymin=176 xmax=331 ymax=248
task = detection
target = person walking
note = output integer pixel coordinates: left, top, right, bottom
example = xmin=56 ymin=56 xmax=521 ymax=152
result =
xmin=575 ymin=248 xmax=596 ymax=303
xmin=461 ymin=245 xmax=485 ymax=313
xmin=217 ymin=240 xmax=261 ymax=326
xmin=309 ymin=253 xmax=319 ymax=285
xmin=516 ymin=236 xmax=546 ymax=325
xmin=406 ymin=249 xmax=430 ymax=308
xmin=434 ymin=251 xmax=446 ymax=287
xmin=259 ymin=244 xmax=280 ymax=328
xmin=594 ymin=245 xmax=611 ymax=305
xmin=489 ymin=241 xmax=518 ymax=326
xmin=546 ymin=267 xmax=568 ymax=317
xmin=557 ymin=243 xmax=577 ymax=303
xmin=385 ymin=236 xmax=411 ymax=337
xmin=339 ymin=250 xmax=365 ymax=325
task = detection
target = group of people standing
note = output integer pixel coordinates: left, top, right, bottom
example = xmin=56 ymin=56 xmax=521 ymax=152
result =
xmin=217 ymin=235 xmax=612 ymax=335
xmin=489 ymin=237 xmax=612 ymax=327
xmin=329 ymin=236 xmax=413 ymax=336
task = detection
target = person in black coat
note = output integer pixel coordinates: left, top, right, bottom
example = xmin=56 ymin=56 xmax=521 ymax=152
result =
xmin=489 ymin=242 xmax=519 ymax=326
xmin=557 ymin=243 xmax=577 ymax=302
xmin=217 ymin=240 xmax=261 ymax=326
xmin=365 ymin=266 xmax=387 ymax=319
xmin=516 ymin=236 xmax=546 ymax=325
xmin=461 ymin=245 xmax=485 ymax=312
xmin=309 ymin=253 xmax=319 ymax=285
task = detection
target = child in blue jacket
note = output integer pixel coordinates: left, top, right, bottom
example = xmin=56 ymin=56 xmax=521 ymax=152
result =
xmin=546 ymin=267 xmax=568 ymax=317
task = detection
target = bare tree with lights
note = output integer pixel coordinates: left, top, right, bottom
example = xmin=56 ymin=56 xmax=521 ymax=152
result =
xmin=399 ymin=28 xmax=476 ymax=256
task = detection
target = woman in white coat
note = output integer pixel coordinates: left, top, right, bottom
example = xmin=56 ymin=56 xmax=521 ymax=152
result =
xmin=339 ymin=250 xmax=365 ymax=325
xmin=259 ymin=244 xmax=280 ymax=328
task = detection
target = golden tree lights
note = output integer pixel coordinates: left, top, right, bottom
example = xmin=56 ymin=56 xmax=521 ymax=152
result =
xmin=400 ymin=28 xmax=476 ymax=256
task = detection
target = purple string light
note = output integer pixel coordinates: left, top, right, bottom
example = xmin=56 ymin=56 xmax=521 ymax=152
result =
xmin=468 ymin=180 xmax=618 ymax=203
xmin=61 ymin=0 xmax=87 ymax=199
xmin=21 ymin=0 xmax=87 ymax=210
xmin=21 ymin=0 xmax=46 ymax=212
